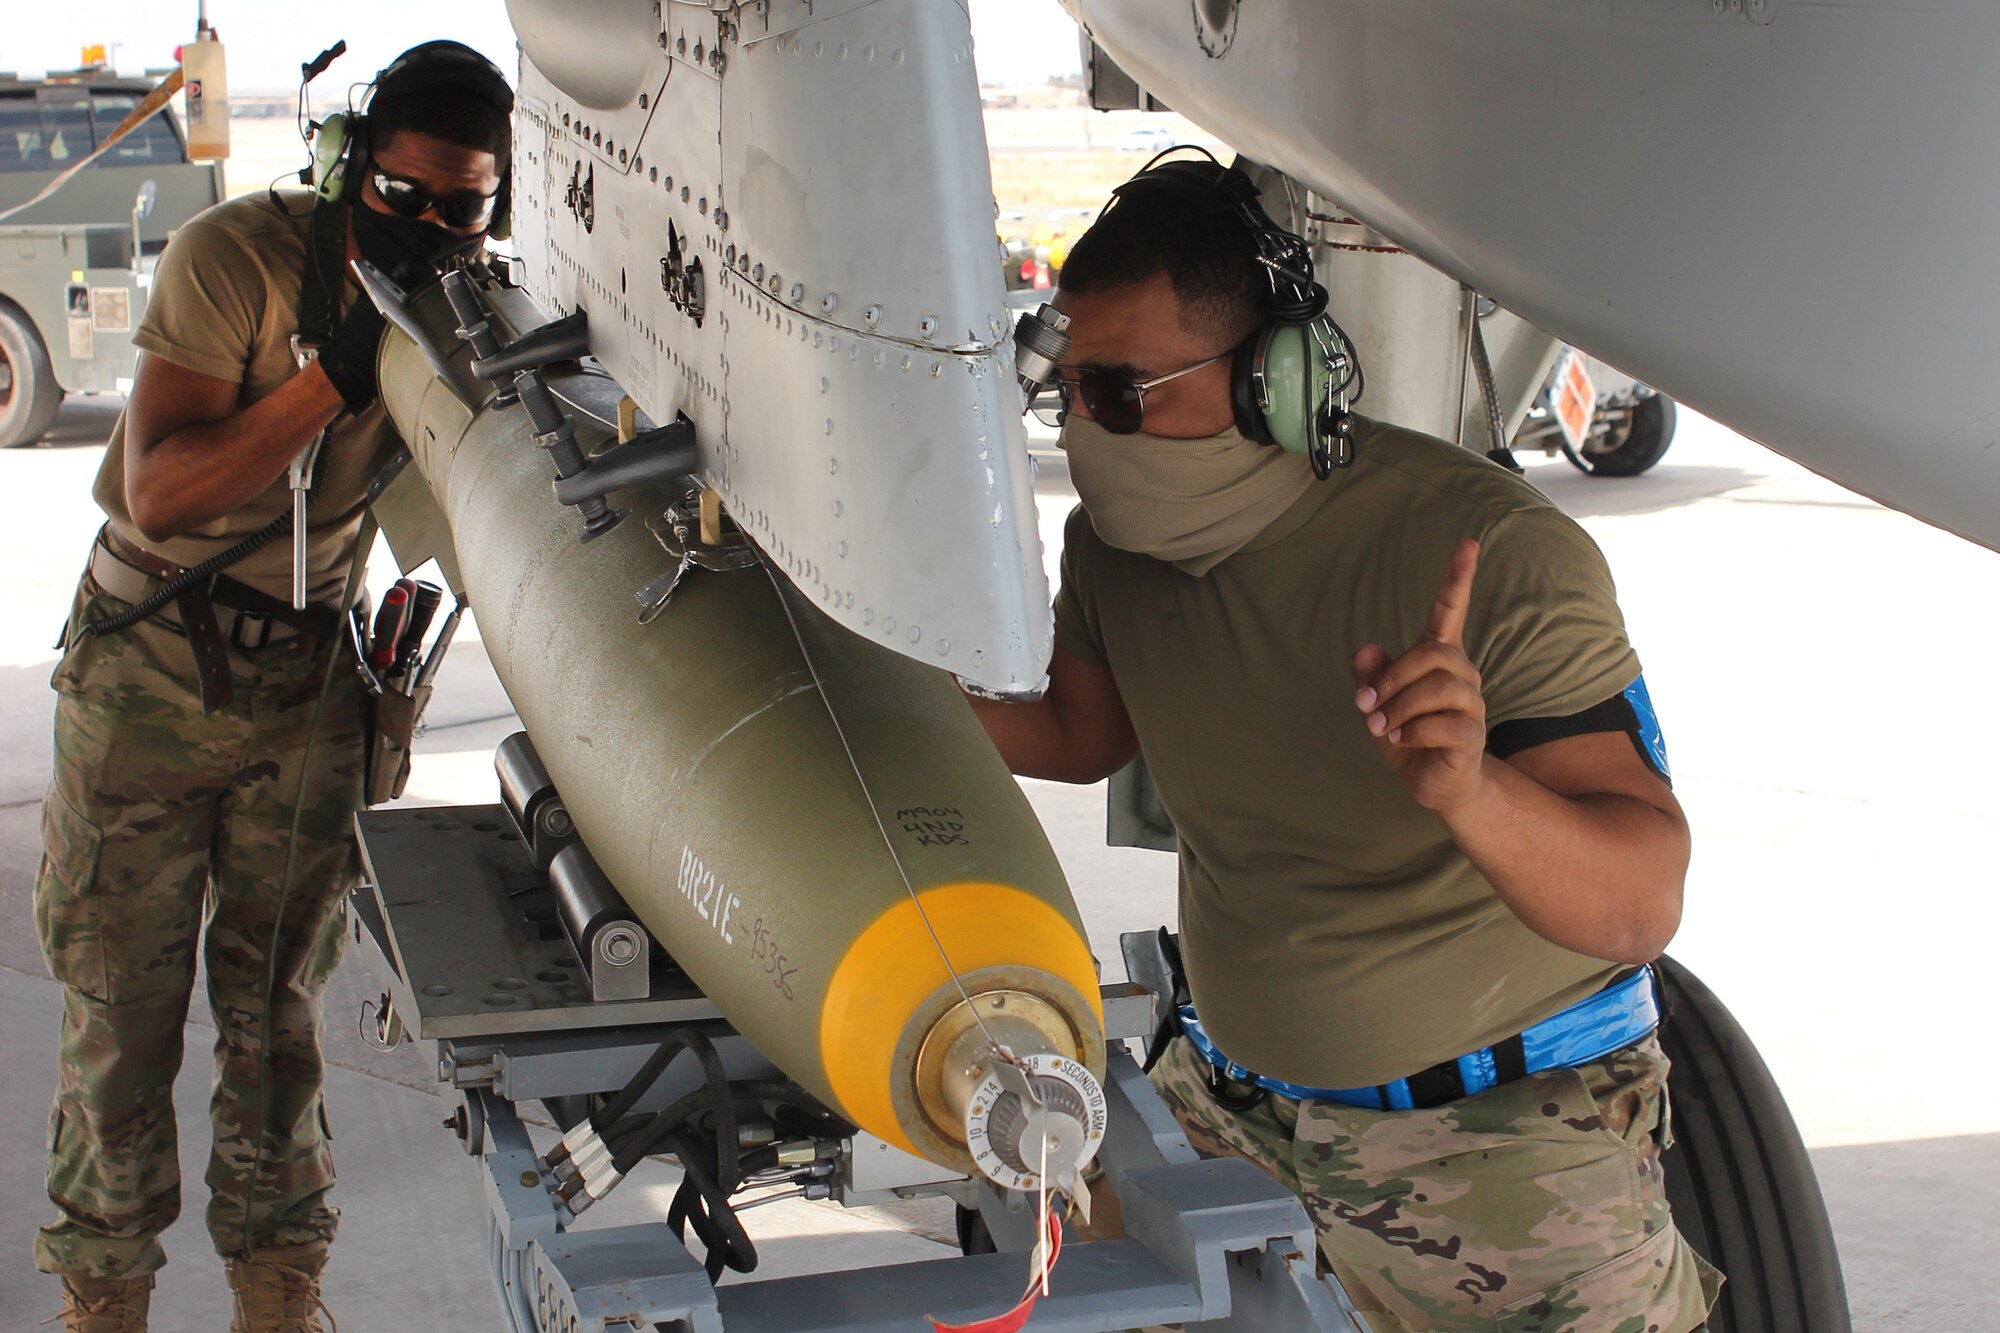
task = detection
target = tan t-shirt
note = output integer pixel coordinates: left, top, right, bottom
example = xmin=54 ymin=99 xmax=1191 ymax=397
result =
xmin=1054 ymin=416 xmax=1644 ymax=1088
xmin=94 ymin=191 xmax=396 ymax=604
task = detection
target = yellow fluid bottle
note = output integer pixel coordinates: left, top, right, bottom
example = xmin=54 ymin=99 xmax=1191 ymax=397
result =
xmin=181 ymin=28 xmax=229 ymax=161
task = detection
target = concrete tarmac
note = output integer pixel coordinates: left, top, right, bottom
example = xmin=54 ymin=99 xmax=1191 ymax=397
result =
xmin=0 ymin=399 xmax=1993 ymax=1329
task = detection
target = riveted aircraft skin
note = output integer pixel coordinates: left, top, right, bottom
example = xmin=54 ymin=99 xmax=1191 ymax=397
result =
xmin=506 ymin=0 xmax=1054 ymax=695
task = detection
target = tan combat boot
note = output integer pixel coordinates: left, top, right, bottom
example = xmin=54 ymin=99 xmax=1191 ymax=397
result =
xmin=224 ymin=1244 xmax=335 ymax=1333
xmin=54 ymin=1272 xmax=153 ymax=1332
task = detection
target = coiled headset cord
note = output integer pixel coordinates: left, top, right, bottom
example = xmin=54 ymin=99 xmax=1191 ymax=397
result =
xmin=79 ymin=444 xmax=329 ymax=637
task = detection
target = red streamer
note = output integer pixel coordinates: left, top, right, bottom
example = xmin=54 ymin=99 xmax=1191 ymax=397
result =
xmin=928 ymin=1208 xmax=1064 ymax=1333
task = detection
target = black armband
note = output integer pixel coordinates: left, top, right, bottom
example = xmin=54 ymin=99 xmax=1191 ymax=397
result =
xmin=1487 ymin=676 xmax=1672 ymax=784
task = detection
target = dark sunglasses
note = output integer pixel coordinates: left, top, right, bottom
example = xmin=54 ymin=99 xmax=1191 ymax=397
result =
xmin=1031 ymin=351 xmax=1229 ymax=434
xmin=368 ymin=163 xmax=499 ymax=229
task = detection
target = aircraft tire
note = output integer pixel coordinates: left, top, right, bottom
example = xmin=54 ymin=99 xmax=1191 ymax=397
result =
xmin=1654 ymin=954 xmax=1852 ymax=1333
xmin=0 ymin=302 xmax=64 ymax=448
xmin=1562 ymin=393 xmax=1676 ymax=476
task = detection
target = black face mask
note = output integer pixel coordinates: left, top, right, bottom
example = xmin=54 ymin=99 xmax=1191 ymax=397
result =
xmin=349 ymin=198 xmax=484 ymax=287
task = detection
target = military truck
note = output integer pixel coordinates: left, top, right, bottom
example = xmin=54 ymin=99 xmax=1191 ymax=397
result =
xmin=0 ymin=66 xmax=224 ymax=446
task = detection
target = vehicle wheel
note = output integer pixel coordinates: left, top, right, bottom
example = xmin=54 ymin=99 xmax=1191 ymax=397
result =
xmin=0 ymin=303 xmax=64 ymax=448
xmin=1561 ymin=393 xmax=1675 ymax=477
xmin=1654 ymin=955 xmax=1851 ymax=1333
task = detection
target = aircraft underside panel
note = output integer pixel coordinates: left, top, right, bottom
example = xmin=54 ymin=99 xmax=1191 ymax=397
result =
xmin=1070 ymin=0 xmax=2000 ymax=553
xmin=507 ymin=0 xmax=1052 ymax=693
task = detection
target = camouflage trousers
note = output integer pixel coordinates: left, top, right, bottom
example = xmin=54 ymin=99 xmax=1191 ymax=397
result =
xmin=33 ymin=571 xmax=368 ymax=1279
xmin=1151 ymin=1033 xmax=1723 ymax=1332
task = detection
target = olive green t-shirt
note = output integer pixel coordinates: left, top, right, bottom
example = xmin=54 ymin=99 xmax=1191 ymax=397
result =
xmin=94 ymin=191 xmax=395 ymax=604
xmin=1053 ymin=417 xmax=1643 ymax=1088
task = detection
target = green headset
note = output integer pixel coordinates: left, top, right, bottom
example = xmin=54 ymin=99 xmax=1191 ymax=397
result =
xmin=1104 ymin=152 xmax=1361 ymax=477
xmin=307 ymin=39 xmax=514 ymax=241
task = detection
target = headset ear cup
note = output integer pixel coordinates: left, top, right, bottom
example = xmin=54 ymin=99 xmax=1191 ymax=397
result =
xmin=1245 ymin=323 xmax=1329 ymax=456
xmin=312 ymin=112 xmax=350 ymax=203
xmin=1231 ymin=326 xmax=1279 ymax=446
xmin=317 ymin=115 xmax=367 ymax=207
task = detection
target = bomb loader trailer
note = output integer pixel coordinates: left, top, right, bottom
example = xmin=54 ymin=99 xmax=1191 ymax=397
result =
xmin=348 ymin=796 xmax=1352 ymax=1332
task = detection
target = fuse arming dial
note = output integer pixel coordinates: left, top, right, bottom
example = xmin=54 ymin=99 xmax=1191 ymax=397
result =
xmin=962 ymin=1052 xmax=1107 ymax=1194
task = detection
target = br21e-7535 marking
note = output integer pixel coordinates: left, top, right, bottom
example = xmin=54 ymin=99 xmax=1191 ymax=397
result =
xmin=676 ymin=844 xmax=797 ymax=1000
xmin=677 ymin=845 xmax=740 ymax=945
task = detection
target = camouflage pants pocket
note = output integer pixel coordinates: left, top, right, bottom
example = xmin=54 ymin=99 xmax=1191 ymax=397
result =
xmin=48 ymin=610 xmax=101 ymax=692
xmin=39 ymin=694 xmax=214 ymax=1008
xmin=1494 ymin=1218 xmax=1722 ymax=1332
xmin=1148 ymin=1034 xmax=1303 ymax=1192
xmin=50 ymin=578 xmax=183 ymax=697
xmin=35 ymin=783 xmax=107 ymax=1000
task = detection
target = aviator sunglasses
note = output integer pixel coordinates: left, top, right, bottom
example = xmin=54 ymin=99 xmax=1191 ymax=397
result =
xmin=1032 ymin=351 xmax=1230 ymax=434
xmin=367 ymin=162 xmax=500 ymax=229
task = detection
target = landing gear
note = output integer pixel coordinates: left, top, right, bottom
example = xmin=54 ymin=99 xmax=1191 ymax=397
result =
xmin=1562 ymin=391 xmax=1677 ymax=477
xmin=1515 ymin=348 xmax=1679 ymax=478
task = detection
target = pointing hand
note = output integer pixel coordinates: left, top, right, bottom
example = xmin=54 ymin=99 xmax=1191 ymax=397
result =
xmin=1351 ymin=539 xmax=1488 ymax=813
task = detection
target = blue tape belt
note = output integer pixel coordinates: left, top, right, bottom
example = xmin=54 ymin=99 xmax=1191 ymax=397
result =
xmin=1179 ymin=964 xmax=1659 ymax=1111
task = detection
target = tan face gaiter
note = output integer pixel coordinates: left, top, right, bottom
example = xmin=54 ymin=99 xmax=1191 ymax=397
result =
xmin=1059 ymin=416 xmax=1315 ymax=576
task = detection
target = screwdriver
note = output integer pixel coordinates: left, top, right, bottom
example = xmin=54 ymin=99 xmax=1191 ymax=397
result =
xmin=368 ymin=583 xmax=412 ymax=672
xmin=411 ymin=599 xmax=464 ymax=693
xmin=394 ymin=581 xmax=444 ymax=680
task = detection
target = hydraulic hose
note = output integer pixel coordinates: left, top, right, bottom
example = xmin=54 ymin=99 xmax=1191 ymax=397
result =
xmin=1470 ymin=317 xmax=1512 ymax=459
